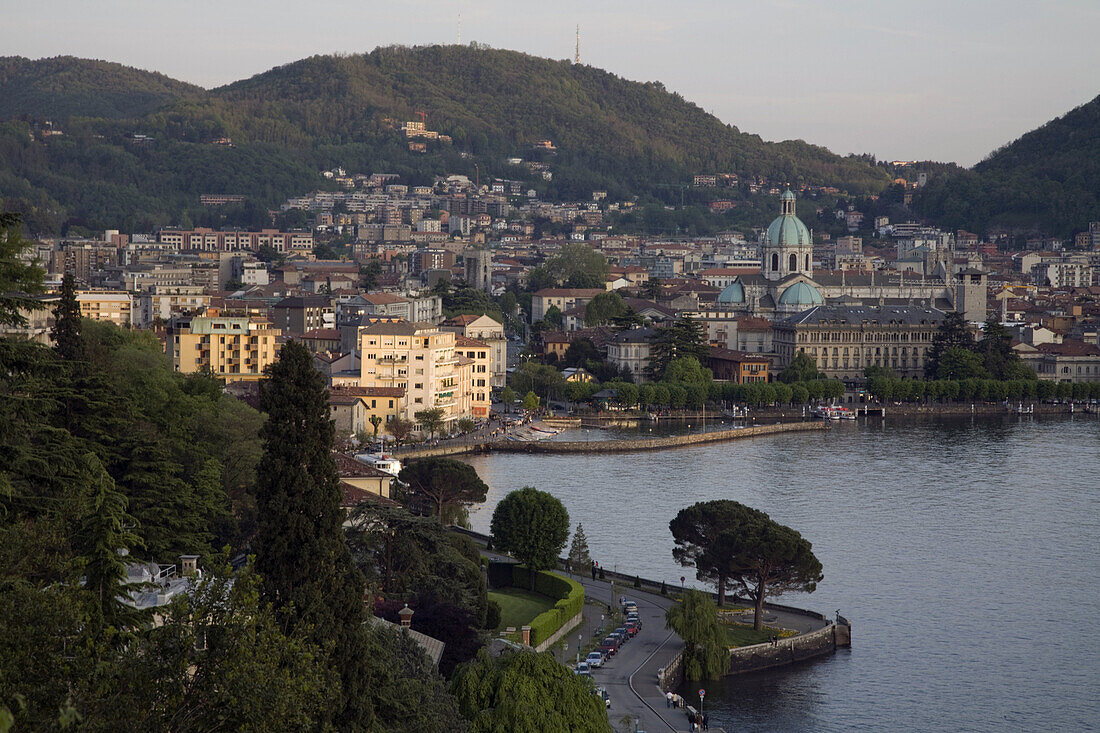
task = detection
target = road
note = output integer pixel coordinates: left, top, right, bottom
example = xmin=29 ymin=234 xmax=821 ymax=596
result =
xmin=572 ymin=575 xmax=690 ymax=733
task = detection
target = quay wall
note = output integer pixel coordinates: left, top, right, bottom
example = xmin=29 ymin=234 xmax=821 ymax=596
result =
xmin=397 ymin=421 xmax=826 ymax=459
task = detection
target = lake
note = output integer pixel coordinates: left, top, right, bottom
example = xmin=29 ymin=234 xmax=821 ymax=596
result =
xmin=461 ymin=414 xmax=1100 ymax=732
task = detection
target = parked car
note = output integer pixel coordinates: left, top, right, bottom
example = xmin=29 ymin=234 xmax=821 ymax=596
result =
xmin=613 ymin=627 xmax=630 ymax=643
xmin=600 ymin=637 xmax=619 ymax=656
xmin=574 ymin=662 xmax=591 ymax=677
xmin=586 ymin=651 xmax=604 ymax=669
xmin=626 ymin=611 xmax=641 ymax=625
xmin=624 ymin=621 xmax=639 ymax=637
xmin=622 ymin=600 xmax=638 ymax=613
xmin=593 ymin=686 xmax=611 ymax=708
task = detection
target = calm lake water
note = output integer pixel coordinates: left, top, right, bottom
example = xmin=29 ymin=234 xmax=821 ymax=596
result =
xmin=462 ymin=415 xmax=1100 ymax=732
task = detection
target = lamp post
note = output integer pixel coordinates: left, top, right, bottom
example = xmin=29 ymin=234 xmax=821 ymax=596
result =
xmin=681 ymin=576 xmax=685 ymax=595
xmin=577 ymin=633 xmax=583 ymax=665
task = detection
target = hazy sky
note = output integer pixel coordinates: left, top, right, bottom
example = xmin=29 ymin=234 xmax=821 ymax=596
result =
xmin=10 ymin=0 xmax=1099 ymax=165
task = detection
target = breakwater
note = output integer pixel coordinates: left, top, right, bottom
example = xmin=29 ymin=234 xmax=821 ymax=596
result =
xmin=397 ymin=420 xmax=827 ymax=459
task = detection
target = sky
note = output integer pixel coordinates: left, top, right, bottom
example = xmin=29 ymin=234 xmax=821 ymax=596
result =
xmin=9 ymin=0 xmax=1099 ymax=166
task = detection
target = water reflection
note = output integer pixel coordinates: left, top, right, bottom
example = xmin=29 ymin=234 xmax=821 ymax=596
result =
xmin=462 ymin=416 xmax=1100 ymax=731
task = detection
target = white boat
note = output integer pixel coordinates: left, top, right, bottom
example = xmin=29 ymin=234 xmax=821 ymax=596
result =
xmin=813 ymin=405 xmax=856 ymax=420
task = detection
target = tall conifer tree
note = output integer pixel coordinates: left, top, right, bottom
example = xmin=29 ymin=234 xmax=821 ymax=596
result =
xmin=52 ymin=273 xmax=83 ymax=362
xmin=252 ymin=341 xmax=372 ymax=728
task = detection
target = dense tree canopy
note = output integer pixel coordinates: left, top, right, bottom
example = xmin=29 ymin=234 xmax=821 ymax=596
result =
xmin=665 ymin=589 xmax=729 ymax=680
xmin=490 ymin=487 xmax=570 ymax=589
xmin=450 ymin=649 xmax=611 ymax=733
xmin=397 ymin=458 xmax=489 ymax=524
xmin=671 ymin=500 xmax=823 ymax=629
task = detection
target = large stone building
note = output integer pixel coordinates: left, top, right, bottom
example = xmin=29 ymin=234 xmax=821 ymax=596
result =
xmin=773 ymin=305 xmax=947 ymax=381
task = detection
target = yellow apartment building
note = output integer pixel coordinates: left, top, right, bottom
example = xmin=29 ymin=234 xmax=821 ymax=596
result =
xmin=167 ymin=314 xmax=280 ymax=382
xmin=358 ymin=320 xmax=475 ymax=428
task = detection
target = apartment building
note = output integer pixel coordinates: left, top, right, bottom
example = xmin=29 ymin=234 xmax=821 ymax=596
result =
xmin=166 ymin=314 xmax=280 ymax=382
xmin=137 ymin=285 xmax=210 ymax=328
xmin=441 ymin=313 xmax=507 ymax=387
xmin=454 ymin=335 xmax=492 ymax=418
xmin=157 ymin=228 xmax=313 ymax=255
xmin=76 ymin=290 xmax=134 ymax=327
xmin=357 ymin=321 xmax=473 ymax=427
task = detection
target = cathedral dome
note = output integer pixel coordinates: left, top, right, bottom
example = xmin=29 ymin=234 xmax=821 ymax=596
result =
xmin=765 ymin=190 xmax=812 ymax=247
xmin=717 ymin=281 xmax=745 ymax=304
xmin=778 ymin=281 xmax=824 ymax=307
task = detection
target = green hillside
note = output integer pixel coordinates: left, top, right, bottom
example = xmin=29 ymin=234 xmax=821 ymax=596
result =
xmin=0 ymin=46 xmax=891 ymax=235
xmin=0 ymin=56 xmax=201 ymax=120
xmin=916 ymin=93 xmax=1100 ymax=239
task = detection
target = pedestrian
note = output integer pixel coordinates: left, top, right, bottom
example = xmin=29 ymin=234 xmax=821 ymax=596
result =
xmin=703 ymin=712 xmax=709 ymax=730
xmin=591 ymin=564 xmax=597 ymax=581
xmin=666 ymin=691 xmax=672 ymax=708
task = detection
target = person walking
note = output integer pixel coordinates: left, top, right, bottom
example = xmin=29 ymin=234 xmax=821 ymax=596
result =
xmin=591 ymin=563 xmax=597 ymax=581
xmin=703 ymin=712 xmax=709 ymax=730
xmin=666 ymin=691 xmax=673 ymax=708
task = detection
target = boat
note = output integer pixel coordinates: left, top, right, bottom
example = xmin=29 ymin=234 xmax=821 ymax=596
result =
xmin=813 ymin=405 xmax=856 ymax=420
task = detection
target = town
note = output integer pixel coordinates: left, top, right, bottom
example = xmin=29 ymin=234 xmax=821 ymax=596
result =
xmin=6 ymin=164 xmax=1100 ymax=436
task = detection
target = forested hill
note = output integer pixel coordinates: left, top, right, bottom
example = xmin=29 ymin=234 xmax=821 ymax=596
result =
xmin=0 ymin=46 xmax=889 ymax=235
xmin=0 ymin=56 xmax=202 ymax=120
xmin=916 ymin=93 xmax=1100 ymax=239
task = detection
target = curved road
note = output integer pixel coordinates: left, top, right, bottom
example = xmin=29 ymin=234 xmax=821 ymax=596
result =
xmin=573 ymin=575 xmax=687 ymax=732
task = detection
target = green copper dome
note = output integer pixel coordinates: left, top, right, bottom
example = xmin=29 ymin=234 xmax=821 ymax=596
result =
xmin=717 ymin=281 xmax=745 ymax=304
xmin=766 ymin=190 xmax=811 ymax=247
xmin=778 ymin=281 xmax=824 ymax=307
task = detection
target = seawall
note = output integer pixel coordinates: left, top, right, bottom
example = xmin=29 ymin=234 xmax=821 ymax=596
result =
xmin=397 ymin=420 xmax=827 ymax=459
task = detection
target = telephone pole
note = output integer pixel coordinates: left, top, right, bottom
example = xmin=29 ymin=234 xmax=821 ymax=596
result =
xmin=575 ymin=25 xmax=580 ymax=64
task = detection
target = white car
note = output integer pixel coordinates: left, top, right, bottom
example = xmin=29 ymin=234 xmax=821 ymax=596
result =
xmin=586 ymin=651 xmax=604 ymax=668
xmin=574 ymin=662 xmax=591 ymax=676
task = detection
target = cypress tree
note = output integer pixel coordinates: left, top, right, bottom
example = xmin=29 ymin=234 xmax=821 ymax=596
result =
xmin=52 ymin=273 xmax=83 ymax=362
xmin=252 ymin=341 xmax=372 ymax=728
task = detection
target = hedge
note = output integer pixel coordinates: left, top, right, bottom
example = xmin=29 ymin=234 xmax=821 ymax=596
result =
xmin=491 ymin=563 xmax=585 ymax=647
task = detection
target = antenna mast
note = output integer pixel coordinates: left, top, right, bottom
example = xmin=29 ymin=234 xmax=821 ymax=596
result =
xmin=458 ymin=13 xmax=462 ymax=45
xmin=575 ymin=25 xmax=580 ymax=64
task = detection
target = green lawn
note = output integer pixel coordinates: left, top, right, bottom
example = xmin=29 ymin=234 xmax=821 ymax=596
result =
xmin=489 ymin=587 xmax=557 ymax=632
xmin=721 ymin=624 xmax=787 ymax=647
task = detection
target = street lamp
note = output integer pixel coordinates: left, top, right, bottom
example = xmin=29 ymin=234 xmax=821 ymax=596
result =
xmin=681 ymin=576 xmax=685 ymax=594
xmin=577 ymin=633 xmax=582 ymax=665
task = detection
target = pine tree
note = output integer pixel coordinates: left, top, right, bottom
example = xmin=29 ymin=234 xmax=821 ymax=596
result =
xmin=52 ymin=273 xmax=83 ymax=362
xmin=568 ymin=523 xmax=593 ymax=574
xmin=252 ymin=341 xmax=373 ymax=729
xmin=72 ymin=452 xmax=143 ymax=630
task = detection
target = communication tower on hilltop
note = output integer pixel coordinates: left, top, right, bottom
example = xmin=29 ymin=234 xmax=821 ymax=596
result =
xmin=575 ymin=25 xmax=580 ymax=64
xmin=458 ymin=13 xmax=462 ymax=45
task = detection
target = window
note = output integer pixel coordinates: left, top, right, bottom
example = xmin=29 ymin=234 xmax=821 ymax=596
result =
xmin=388 ymin=400 xmax=394 ymax=408
xmin=371 ymin=399 xmax=377 ymax=407
xmin=771 ymin=253 xmax=779 ymax=271
xmin=789 ymin=253 xmax=797 ymax=272
xmin=414 ymin=383 xmax=423 ymax=389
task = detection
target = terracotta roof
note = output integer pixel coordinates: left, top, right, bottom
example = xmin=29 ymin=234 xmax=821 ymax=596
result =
xmin=736 ymin=316 xmax=773 ymax=331
xmin=455 ymin=334 xmax=488 ymax=348
xmin=444 ymin=314 xmax=480 ymax=326
xmin=1036 ymin=340 xmax=1100 ymax=356
xmin=340 ymin=481 xmax=400 ymax=508
xmin=708 ymin=347 xmax=771 ymax=363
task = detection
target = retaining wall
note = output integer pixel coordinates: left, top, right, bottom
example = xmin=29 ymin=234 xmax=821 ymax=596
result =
xmin=533 ymin=612 xmax=584 ymax=653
